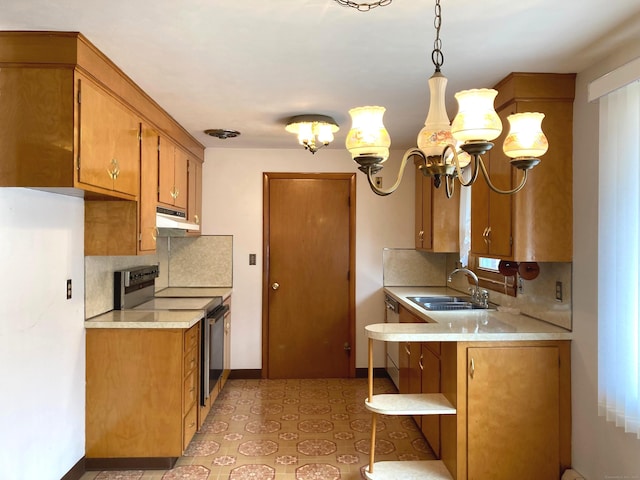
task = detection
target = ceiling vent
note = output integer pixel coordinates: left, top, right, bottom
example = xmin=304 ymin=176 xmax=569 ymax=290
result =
xmin=204 ymin=129 xmax=241 ymax=139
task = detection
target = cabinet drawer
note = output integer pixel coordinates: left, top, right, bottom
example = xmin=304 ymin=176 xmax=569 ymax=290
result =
xmin=183 ymin=368 xmax=197 ymax=414
xmin=184 ymin=346 xmax=197 ymax=377
xmin=183 ymin=404 xmax=197 ymax=451
xmin=184 ymin=323 xmax=199 ymax=353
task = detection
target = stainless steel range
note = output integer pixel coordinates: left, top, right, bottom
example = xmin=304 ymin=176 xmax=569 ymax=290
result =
xmin=114 ymin=265 xmax=229 ymax=406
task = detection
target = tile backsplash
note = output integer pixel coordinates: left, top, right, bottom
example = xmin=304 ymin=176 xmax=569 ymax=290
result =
xmin=85 ymin=235 xmax=233 ymax=318
xmin=383 ymin=248 xmax=572 ymax=330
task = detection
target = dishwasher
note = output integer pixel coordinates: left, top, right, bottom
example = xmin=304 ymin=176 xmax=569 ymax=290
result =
xmin=384 ymin=293 xmax=400 ymax=389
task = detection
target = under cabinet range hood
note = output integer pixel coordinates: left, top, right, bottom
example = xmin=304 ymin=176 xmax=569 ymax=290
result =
xmin=156 ymin=206 xmax=200 ymax=233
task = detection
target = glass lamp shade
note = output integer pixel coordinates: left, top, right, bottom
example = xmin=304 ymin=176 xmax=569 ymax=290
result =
xmin=316 ymin=123 xmax=335 ymax=145
xmin=345 ymin=106 xmax=391 ymax=162
xmin=503 ymin=112 xmax=548 ymax=159
xmin=417 ymin=72 xmax=454 ymax=156
xmin=451 ymin=88 xmax=502 ymax=142
xmin=295 ymin=122 xmax=314 ymax=146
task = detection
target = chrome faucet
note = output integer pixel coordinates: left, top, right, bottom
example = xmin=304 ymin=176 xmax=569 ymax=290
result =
xmin=447 ymin=267 xmax=489 ymax=308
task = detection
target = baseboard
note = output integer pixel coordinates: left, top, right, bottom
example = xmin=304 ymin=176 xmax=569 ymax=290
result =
xmin=228 ymin=368 xmax=389 ymax=380
xmin=61 ymin=457 xmax=85 ymax=480
xmin=85 ymin=457 xmax=178 ymax=470
xmin=229 ymin=369 xmax=262 ymax=379
xmin=356 ymin=367 xmax=389 ymax=378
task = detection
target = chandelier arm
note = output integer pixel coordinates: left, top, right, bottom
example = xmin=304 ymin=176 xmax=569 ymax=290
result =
xmin=445 ymin=144 xmax=480 ymax=188
xmin=366 ymin=148 xmax=422 ymax=196
xmin=477 ymin=157 xmax=529 ymax=195
xmin=444 ymin=174 xmax=455 ymax=199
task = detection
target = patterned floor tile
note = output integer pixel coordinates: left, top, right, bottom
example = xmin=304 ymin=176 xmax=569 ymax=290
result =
xmin=80 ymin=377 xmax=435 ymax=480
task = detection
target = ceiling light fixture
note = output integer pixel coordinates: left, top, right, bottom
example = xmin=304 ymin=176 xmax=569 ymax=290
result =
xmin=345 ymin=0 xmax=548 ymax=197
xmin=333 ymin=0 xmax=392 ymax=12
xmin=285 ymin=115 xmax=340 ymax=154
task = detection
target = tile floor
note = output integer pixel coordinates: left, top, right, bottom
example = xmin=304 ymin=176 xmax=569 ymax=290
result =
xmin=80 ymin=377 xmax=435 ymax=480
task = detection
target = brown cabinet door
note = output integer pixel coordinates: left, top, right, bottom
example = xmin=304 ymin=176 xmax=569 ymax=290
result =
xmin=77 ymin=75 xmax=140 ymax=196
xmin=415 ymin=159 xmax=460 ymax=252
xmin=159 ymin=136 xmax=189 ymax=210
xmin=466 ymin=346 xmax=560 ymax=479
xmin=173 ymin=147 xmax=189 ymax=210
xmin=139 ymin=124 xmax=159 ymax=253
xmin=470 ymin=102 xmax=514 ymax=259
xmin=187 ymin=157 xmax=202 ymax=232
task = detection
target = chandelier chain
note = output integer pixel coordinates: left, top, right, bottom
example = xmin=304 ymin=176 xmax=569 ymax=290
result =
xmin=333 ymin=0 xmax=392 ymax=12
xmin=431 ymin=0 xmax=444 ymax=71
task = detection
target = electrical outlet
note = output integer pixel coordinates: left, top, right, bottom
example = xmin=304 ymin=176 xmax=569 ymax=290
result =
xmin=249 ymin=253 xmax=256 ymax=265
xmin=555 ymin=281 xmax=563 ymax=302
xmin=66 ymin=279 xmax=72 ymax=299
xmin=374 ymin=176 xmax=382 ymax=188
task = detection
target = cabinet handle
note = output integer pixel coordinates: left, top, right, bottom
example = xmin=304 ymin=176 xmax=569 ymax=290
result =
xmin=106 ymin=158 xmax=120 ymax=179
xmin=194 ymin=214 xmax=200 ymax=225
xmin=486 ymin=226 xmax=492 ymax=245
xmin=419 ymin=353 xmax=424 ymax=371
xmin=404 ymin=344 xmax=411 ymax=356
xmin=151 ymin=227 xmax=159 ymax=241
xmin=469 ymin=358 xmax=475 ymax=379
xmin=170 ymin=186 xmax=179 ymax=199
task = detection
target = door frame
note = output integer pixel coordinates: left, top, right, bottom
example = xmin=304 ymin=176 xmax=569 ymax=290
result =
xmin=261 ymin=172 xmax=357 ymax=378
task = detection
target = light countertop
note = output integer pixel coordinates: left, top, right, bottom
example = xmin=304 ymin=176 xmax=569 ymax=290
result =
xmin=85 ymin=309 xmax=203 ymax=329
xmin=378 ymin=286 xmax=572 ymax=342
xmin=155 ymin=287 xmax=232 ymax=300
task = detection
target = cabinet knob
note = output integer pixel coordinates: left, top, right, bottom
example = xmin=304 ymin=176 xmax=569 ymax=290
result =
xmin=272 ymin=282 xmax=280 ymax=290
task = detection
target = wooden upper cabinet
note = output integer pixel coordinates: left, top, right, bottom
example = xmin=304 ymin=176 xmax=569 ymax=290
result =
xmin=470 ymin=73 xmax=575 ymax=262
xmin=159 ymin=136 xmax=188 ymax=210
xmin=187 ymin=157 xmax=203 ymax=234
xmin=415 ymin=158 xmax=460 ymax=252
xmin=77 ymin=74 xmax=140 ymax=196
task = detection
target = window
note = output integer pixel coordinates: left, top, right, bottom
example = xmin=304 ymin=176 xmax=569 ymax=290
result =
xmin=595 ymin=71 xmax=640 ymax=438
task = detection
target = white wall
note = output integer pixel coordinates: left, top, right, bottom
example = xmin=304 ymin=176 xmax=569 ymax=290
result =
xmin=0 ymin=188 xmax=85 ymax=479
xmin=572 ymin=38 xmax=640 ymax=477
xmin=201 ymin=148 xmax=415 ymax=370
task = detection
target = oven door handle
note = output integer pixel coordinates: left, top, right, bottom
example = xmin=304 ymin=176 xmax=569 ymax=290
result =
xmin=207 ymin=304 xmax=230 ymax=323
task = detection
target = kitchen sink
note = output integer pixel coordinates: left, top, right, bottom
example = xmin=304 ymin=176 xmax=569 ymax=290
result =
xmin=408 ymin=295 xmax=491 ymax=311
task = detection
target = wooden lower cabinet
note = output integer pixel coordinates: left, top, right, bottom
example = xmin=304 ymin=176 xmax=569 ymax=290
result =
xmin=86 ymin=323 xmax=200 ymax=467
xmin=439 ymin=341 xmax=571 ymax=480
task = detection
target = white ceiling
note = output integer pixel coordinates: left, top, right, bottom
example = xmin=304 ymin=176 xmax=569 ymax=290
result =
xmin=2 ymin=0 xmax=640 ymax=152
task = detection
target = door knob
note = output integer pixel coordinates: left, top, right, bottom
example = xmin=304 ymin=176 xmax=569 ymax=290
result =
xmin=344 ymin=342 xmax=351 ymax=352
xmin=271 ymin=282 xmax=280 ymax=290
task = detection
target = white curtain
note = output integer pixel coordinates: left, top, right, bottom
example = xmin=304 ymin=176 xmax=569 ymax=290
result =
xmin=598 ymin=79 xmax=640 ymax=438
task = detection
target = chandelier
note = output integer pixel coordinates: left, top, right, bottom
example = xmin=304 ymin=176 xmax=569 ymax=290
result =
xmin=285 ymin=115 xmax=340 ymax=154
xmin=344 ymin=0 xmax=548 ymax=196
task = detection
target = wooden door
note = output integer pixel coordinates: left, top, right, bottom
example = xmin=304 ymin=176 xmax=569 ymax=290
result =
xmin=263 ymin=173 xmax=355 ymax=379
xmin=466 ymin=346 xmax=560 ymax=479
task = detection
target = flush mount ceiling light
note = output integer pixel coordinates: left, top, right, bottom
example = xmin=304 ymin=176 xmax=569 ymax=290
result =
xmin=345 ymin=0 xmax=549 ymax=197
xmin=285 ymin=115 xmax=340 ymax=154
